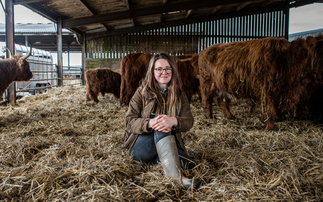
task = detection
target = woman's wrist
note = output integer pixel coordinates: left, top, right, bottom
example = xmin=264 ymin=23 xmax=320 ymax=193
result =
xmin=172 ymin=117 xmax=178 ymax=127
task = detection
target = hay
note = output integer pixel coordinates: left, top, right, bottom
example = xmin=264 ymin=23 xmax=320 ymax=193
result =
xmin=0 ymin=85 xmax=322 ymax=201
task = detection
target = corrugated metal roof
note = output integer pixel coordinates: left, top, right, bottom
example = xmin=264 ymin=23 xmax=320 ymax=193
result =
xmin=0 ymin=23 xmax=72 ymax=34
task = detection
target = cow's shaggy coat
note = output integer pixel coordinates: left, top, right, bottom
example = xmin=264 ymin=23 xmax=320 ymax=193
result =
xmin=85 ymin=68 xmax=121 ymax=102
xmin=0 ymin=54 xmax=33 ymax=99
xmin=199 ymin=35 xmax=323 ymax=130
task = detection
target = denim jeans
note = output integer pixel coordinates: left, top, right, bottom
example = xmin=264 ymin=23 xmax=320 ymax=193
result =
xmin=130 ymin=130 xmax=195 ymax=169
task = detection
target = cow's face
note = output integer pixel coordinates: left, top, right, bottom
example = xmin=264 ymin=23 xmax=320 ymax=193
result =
xmin=16 ymin=58 xmax=33 ymax=81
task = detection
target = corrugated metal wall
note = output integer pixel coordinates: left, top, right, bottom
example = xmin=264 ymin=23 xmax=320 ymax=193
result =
xmin=86 ymin=10 xmax=287 ymax=59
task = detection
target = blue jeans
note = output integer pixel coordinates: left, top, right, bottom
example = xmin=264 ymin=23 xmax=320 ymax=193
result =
xmin=130 ymin=130 xmax=195 ymax=169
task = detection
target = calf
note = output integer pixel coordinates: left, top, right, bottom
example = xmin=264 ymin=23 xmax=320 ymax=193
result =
xmin=85 ymin=67 xmax=121 ymax=102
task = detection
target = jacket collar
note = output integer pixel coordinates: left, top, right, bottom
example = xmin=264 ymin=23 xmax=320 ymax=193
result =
xmin=141 ymin=86 xmax=169 ymax=100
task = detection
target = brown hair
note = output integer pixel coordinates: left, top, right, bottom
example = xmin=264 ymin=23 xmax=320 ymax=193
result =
xmin=142 ymin=53 xmax=182 ymax=116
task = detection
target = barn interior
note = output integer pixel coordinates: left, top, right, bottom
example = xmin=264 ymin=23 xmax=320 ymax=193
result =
xmin=1 ymin=0 xmax=323 ymax=201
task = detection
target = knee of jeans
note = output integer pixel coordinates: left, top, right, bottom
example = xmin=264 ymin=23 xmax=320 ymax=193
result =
xmin=154 ymin=130 xmax=172 ymax=144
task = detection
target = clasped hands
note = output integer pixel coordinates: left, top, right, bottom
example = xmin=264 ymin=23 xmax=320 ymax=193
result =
xmin=148 ymin=115 xmax=178 ymax=133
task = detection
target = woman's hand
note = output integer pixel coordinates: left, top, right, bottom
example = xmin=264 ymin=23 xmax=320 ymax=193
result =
xmin=151 ymin=115 xmax=177 ymax=133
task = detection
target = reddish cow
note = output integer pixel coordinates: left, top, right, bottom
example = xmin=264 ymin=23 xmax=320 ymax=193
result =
xmin=175 ymin=54 xmax=200 ymax=102
xmin=0 ymin=48 xmax=33 ymax=99
xmin=199 ymin=35 xmax=323 ymax=130
xmin=120 ymin=53 xmax=199 ymax=106
xmin=198 ymin=43 xmax=236 ymax=120
xmin=85 ymin=67 xmax=121 ymax=102
xmin=120 ymin=53 xmax=152 ymax=105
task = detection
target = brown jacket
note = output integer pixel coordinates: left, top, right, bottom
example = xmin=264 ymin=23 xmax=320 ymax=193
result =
xmin=124 ymin=85 xmax=194 ymax=154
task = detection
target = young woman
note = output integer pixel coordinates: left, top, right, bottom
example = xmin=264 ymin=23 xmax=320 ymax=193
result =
xmin=124 ymin=53 xmax=200 ymax=189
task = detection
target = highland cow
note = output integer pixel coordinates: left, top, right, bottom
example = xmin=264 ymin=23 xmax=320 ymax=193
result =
xmin=199 ymin=35 xmax=323 ymax=130
xmin=0 ymin=47 xmax=33 ymax=100
xmin=85 ymin=68 xmax=121 ymax=102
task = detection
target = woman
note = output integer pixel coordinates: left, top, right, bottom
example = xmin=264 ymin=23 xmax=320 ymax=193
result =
xmin=124 ymin=53 xmax=200 ymax=189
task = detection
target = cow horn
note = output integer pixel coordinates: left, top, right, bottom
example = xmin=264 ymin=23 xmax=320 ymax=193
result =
xmin=173 ymin=55 xmax=192 ymax=62
xmin=5 ymin=47 xmax=12 ymax=58
xmin=22 ymin=46 xmax=32 ymax=60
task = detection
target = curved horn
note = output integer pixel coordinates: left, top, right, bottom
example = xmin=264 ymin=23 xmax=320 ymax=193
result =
xmin=173 ymin=55 xmax=192 ymax=62
xmin=5 ymin=47 xmax=12 ymax=58
xmin=22 ymin=46 xmax=32 ymax=60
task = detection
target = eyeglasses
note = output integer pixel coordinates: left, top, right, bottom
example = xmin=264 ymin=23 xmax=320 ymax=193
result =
xmin=154 ymin=67 xmax=172 ymax=74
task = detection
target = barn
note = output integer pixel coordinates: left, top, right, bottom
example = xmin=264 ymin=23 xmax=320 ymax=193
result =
xmin=1 ymin=0 xmax=323 ymax=201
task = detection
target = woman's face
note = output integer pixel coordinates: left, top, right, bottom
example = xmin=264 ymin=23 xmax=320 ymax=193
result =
xmin=154 ymin=59 xmax=172 ymax=89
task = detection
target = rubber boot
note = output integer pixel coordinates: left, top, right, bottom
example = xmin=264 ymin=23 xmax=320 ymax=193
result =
xmin=156 ymin=135 xmax=201 ymax=189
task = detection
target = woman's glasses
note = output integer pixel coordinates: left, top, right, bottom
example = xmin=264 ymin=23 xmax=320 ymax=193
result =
xmin=154 ymin=67 xmax=172 ymax=74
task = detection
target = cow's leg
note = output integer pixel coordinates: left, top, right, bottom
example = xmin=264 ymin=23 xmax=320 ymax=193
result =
xmin=90 ymin=90 xmax=99 ymax=103
xmin=120 ymin=79 xmax=125 ymax=106
xmin=247 ymin=98 xmax=256 ymax=113
xmin=200 ymin=82 xmax=215 ymax=119
xmin=217 ymin=93 xmax=235 ymax=120
xmin=86 ymin=92 xmax=91 ymax=101
xmin=260 ymin=96 xmax=277 ymax=131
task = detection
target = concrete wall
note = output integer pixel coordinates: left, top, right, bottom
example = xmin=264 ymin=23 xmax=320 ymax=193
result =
xmin=85 ymin=58 xmax=121 ymax=71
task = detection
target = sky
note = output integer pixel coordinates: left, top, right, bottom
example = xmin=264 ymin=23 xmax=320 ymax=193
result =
xmin=0 ymin=3 xmax=322 ymax=65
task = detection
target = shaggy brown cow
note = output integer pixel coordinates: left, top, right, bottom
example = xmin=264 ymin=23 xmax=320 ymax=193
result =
xmin=199 ymin=35 xmax=323 ymax=130
xmin=85 ymin=67 xmax=121 ymax=102
xmin=120 ymin=53 xmax=199 ymax=106
xmin=0 ymin=48 xmax=33 ymax=100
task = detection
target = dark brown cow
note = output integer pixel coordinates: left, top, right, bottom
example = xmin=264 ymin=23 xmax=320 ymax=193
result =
xmin=0 ymin=48 xmax=33 ymax=100
xmin=199 ymin=35 xmax=323 ymax=130
xmin=120 ymin=53 xmax=199 ymax=106
xmin=85 ymin=67 xmax=121 ymax=102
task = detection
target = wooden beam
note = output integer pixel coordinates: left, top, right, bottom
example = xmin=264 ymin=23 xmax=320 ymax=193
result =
xmin=124 ymin=0 xmax=135 ymax=26
xmin=23 ymin=4 xmax=59 ymax=23
xmin=185 ymin=10 xmax=193 ymax=19
xmin=80 ymin=0 xmax=97 ymax=14
xmin=211 ymin=5 xmax=222 ymax=14
xmin=79 ymin=0 xmax=109 ymax=31
xmin=261 ymin=0 xmax=278 ymax=7
xmin=236 ymin=1 xmax=252 ymax=11
xmin=62 ymin=0 xmax=243 ymax=28
xmin=13 ymin=0 xmax=44 ymax=5
xmin=23 ymin=4 xmax=83 ymax=34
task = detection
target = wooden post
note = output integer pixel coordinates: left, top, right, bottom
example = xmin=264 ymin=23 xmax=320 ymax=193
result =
xmin=283 ymin=2 xmax=290 ymax=41
xmin=57 ymin=17 xmax=63 ymax=86
xmin=5 ymin=0 xmax=16 ymax=103
xmin=81 ymin=32 xmax=86 ymax=85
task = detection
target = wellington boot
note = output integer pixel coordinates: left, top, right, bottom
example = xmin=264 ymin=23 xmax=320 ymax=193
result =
xmin=156 ymin=135 xmax=201 ymax=189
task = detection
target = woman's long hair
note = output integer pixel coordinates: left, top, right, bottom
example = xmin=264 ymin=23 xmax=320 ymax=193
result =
xmin=142 ymin=53 xmax=182 ymax=116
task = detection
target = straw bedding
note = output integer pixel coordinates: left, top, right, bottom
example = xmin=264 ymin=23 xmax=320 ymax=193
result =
xmin=0 ymin=85 xmax=322 ymax=201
